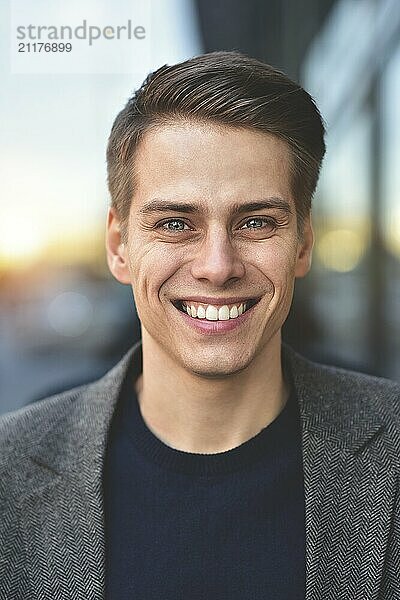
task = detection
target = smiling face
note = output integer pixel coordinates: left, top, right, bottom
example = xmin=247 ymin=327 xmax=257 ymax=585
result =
xmin=106 ymin=122 xmax=314 ymax=378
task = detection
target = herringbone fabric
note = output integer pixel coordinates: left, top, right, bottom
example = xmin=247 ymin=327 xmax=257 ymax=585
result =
xmin=0 ymin=341 xmax=399 ymax=599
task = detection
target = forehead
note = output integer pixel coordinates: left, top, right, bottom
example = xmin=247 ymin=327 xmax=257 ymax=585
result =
xmin=132 ymin=122 xmax=294 ymax=211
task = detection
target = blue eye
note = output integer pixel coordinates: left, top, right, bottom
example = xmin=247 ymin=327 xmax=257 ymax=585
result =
xmin=156 ymin=216 xmax=278 ymax=234
xmin=159 ymin=219 xmax=189 ymax=231
xmin=240 ymin=217 xmax=277 ymax=230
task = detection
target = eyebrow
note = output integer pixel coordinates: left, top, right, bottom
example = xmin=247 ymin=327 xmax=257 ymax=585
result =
xmin=139 ymin=197 xmax=292 ymax=216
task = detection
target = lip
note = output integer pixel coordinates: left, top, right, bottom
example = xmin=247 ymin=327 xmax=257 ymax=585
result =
xmin=171 ymin=297 xmax=261 ymax=334
xmin=174 ymin=295 xmax=260 ymax=306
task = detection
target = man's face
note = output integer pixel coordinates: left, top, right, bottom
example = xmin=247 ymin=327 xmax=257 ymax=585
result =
xmin=107 ymin=122 xmax=313 ymax=378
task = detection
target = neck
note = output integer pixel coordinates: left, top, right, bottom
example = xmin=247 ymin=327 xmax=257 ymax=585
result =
xmin=135 ymin=330 xmax=289 ymax=454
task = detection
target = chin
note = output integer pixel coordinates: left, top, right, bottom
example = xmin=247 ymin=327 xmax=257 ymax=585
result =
xmin=185 ymin=355 xmax=252 ymax=380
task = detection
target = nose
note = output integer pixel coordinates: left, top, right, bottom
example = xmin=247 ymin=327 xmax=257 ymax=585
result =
xmin=190 ymin=227 xmax=246 ymax=286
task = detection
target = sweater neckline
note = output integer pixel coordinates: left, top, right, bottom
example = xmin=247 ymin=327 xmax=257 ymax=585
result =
xmin=116 ymin=342 xmax=300 ymax=476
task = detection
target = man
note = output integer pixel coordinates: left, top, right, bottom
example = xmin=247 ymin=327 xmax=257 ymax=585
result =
xmin=0 ymin=52 xmax=399 ymax=600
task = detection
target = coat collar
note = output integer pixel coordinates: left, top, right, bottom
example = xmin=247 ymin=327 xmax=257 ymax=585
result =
xmin=281 ymin=342 xmax=385 ymax=453
xmin=32 ymin=339 xmax=385 ymax=479
xmin=30 ymin=340 xmax=141 ymax=479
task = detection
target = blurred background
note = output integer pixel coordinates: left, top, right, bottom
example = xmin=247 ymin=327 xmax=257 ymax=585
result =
xmin=1 ymin=0 xmax=399 ymax=415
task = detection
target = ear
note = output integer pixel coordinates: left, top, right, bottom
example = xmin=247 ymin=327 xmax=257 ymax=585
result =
xmin=105 ymin=207 xmax=132 ymax=284
xmin=294 ymin=212 xmax=314 ymax=278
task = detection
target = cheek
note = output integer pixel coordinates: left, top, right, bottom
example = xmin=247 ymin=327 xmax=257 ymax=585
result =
xmin=127 ymin=241 xmax=186 ymax=301
xmin=252 ymin=238 xmax=298 ymax=283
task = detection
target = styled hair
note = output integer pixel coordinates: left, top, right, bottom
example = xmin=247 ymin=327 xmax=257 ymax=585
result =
xmin=107 ymin=51 xmax=326 ymax=241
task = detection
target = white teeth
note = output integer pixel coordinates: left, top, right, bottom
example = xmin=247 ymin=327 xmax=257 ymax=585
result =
xmin=180 ymin=301 xmax=252 ymax=321
xmin=230 ymin=305 xmax=238 ymax=318
xmin=205 ymin=305 xmax=218 ymax=320
xmin=218 ymin=305 xmax=230 ymax=320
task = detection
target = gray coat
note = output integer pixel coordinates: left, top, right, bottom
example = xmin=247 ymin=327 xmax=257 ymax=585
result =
xmin=1 ymin=340 xmax=399 ymax=599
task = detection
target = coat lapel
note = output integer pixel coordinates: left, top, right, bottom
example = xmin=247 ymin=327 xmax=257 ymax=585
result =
xmin=283 ymin=344 xmax=397 ymax=600
xmin=19 ymin=343 xmax=139 ymax=599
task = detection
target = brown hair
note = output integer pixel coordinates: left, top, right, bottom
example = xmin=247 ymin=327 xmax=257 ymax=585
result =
xmin=107 ymin=51 xmax=326 ymax=241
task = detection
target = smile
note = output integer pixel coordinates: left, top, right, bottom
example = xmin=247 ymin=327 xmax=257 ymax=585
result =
xmin=173 ymin=298 xmax=260 ymax=321
xmin=171 ymin=297 xmax=262 ymax=334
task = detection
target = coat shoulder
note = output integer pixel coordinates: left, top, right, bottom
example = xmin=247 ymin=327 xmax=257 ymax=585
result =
xmin=309 ymin=355 xmax=400 ymax=417
xmin=284 ymin=343 xmax=400 ymax=413
xmin=284 ymin=343 xmax=400 ymax=467
xmin=0 ymin=345 xmax=136 ymax=503
xmin=321 ymin=361 xmax=400 ymax=444
xmin=0 ymin=384 xmax=88 ymax=496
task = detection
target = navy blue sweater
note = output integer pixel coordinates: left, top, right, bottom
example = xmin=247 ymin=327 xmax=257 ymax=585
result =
xmin=103 ymin=346 xmax=305 ymax=599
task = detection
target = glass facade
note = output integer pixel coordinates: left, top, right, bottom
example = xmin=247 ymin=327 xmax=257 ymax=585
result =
xmin=381 ymin=41 xmax=400 ymax=379
xmin=302 ymin=0 xmax=400 ymax=378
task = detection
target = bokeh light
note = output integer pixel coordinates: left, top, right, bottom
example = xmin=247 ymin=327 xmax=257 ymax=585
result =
xmin=315 ymin=228 xmax=367 ymax=272
xmin=47 ymin=291 xmax=94 ymax=337
xmin=0 ymin=211 xmax=46 ymax=268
